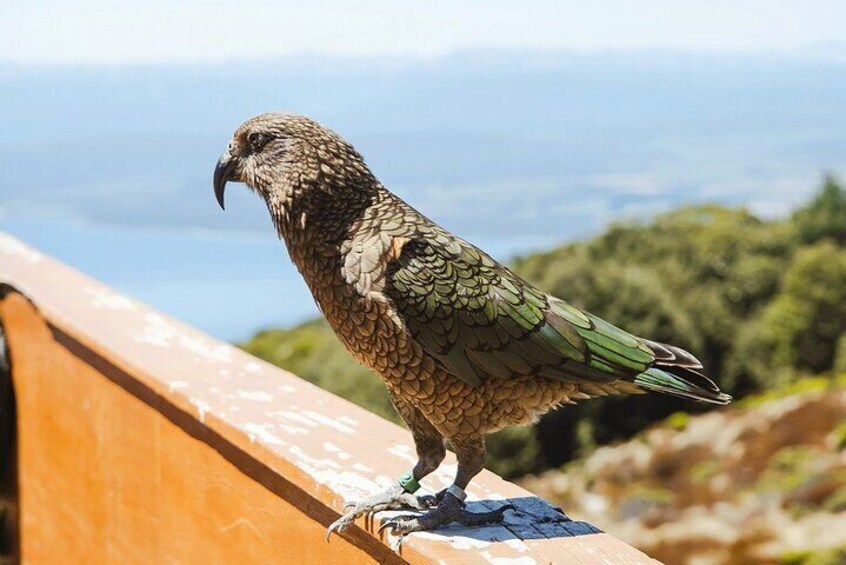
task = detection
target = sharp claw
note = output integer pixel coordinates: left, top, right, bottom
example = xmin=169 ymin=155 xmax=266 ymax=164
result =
xmin=326 ymin=521 xmax=340 ymax=542
xmin=378 ymin=520 xmax=395 ymax=534
xmin=326 ymin=513 xmax=355 ymax=541
xmin=375 ymin=501 xmax=513 ymax=540
xmin=391 ymin=532 xmax=407 ymax=552
xmin=378 ymin=518 xmax=403 ymax=535
xmin=379 ymin=514 xmax=420 ymax=536
xmin=331 ymin=486 xmax=497 ymax=542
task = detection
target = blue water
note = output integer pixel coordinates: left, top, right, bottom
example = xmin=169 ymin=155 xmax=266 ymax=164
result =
xmin=3 ymin=219 xmax=309 ymax=342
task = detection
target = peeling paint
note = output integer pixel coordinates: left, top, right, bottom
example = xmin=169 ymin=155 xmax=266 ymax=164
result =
xmin=288 ymin=446 xmax=342 ymax=470
xmin=374 ymin=475 xmax=393 ymax=489
xmin=286 ymin=445 xmax=389 ymax=500
xmin=271 ymin=410 xmax=320 ymax=427
xmin=502 ymin=539 xmax=531 ymax=553
xmin=387 ymin=444 xmax=416 ymax=464
xmin=134 ymin=312 xmax=179 ymax=348
xmin=277 ymin=424 xmax=309 ymax=436
xmin=134 ymin=312 xmax=234 ymax=364
xmin=241 ymin=423 xmax=286 ymax=446
xmin=415 ymin=531 xmax=492 ymax=550
xmin=244 ymin=362 xmax=263 ymax=373
xmin=0 ymin=235 xmax=42 ymax=263
xmin=236 ymin=390 xmax=274 ymax=402
xmin=190 ymin=398 xmax=212 ymax=424
xmin=168 ymin=381 xmax=188 ymax=393
xmin=481 ymin=553 xmax=537 ymax=565
xmin=337 ymin=416 xmax=359 ymax=426
xmin=301 ymin=410 xmax=355 ymax=434
xmin=322 ymin=442 xmax=352 ymax=461
xmin=84 ymin=286 xmax=138 ymax=311
xmin=179 ymin=334 xmax=234 ymax=364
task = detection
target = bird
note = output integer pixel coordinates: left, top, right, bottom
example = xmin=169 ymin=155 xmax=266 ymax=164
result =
xmin=213 ymin=113 xmax=732 ymax=538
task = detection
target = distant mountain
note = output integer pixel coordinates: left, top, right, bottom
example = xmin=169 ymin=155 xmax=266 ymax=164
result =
xmin=2 ymin=50 xmax=844 ymax=244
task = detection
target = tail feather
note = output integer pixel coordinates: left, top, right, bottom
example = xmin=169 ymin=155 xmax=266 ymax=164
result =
xmin=634 ymin=366 xmax=732 ymax=405
xmin=643 ymin=338 xmax=703 ymax=369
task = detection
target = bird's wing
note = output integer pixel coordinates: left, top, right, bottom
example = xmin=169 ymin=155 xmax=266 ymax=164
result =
xmin=383 ymin=230 xmax=664 ymax=388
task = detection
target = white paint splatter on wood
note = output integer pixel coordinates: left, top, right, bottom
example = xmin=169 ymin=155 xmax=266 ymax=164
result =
xmin=0 ymin=235 xmax=42 ymax=263
xmin=241 ymin=422 xmax=286 ymax=446
xmin=236 ymin=390 xmax=274 ymax=402
xmin=84 ymin=286 xmax=138 ymax=311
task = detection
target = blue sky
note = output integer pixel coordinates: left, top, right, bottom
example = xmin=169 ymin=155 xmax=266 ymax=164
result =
xmin=4 ymin=1 xmax=846 ymax=64
xmin=2 ymin=2 xmax=845 ymax=341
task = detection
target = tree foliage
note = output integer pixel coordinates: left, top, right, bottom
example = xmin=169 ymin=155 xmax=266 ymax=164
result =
xmin=792 ymin=174 xmax=846 ymax=245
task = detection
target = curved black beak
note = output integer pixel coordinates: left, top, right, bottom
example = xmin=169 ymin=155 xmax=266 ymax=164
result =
xmin=213 ymin=150 xmax=238 ymax=210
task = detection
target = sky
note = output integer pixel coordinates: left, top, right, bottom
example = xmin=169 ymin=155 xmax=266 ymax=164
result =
xmin=4 ymin=0 xmax=846 ymax=64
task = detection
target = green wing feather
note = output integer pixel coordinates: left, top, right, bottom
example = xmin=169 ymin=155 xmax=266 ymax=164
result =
xmin=384 ymin=230 xmax=731 ymax=405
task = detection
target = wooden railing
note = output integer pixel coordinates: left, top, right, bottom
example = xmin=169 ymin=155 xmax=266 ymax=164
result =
xmin=0 ymin=232 xmax=661 ymax=564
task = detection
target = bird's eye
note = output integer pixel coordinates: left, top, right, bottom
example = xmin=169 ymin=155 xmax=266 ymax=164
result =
xmin=248 ymin=132 xmax=269 ymax=151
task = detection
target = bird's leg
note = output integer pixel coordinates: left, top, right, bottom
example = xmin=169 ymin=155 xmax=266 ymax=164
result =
xmin=379 ymin=435 xmax=513 ymax=536
xmin=326 ymin=400 xmax=445 ymax=539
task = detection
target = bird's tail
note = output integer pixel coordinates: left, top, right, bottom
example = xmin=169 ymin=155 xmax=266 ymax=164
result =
xmin=633 ymin=366 xmax=732 ymax=405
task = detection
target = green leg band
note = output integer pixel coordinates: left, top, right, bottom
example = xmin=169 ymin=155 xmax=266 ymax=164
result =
xmin=397 ymin=470 xmax=420 ymax=494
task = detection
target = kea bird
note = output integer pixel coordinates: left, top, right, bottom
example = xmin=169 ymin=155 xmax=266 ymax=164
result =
xmin=213 ymin=113 xmax=731 ymax=538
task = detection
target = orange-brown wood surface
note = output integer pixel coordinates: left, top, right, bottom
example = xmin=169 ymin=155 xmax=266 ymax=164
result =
xmin=1 ymin=294 xmax=391 ymax=564
xmin=0 ymin=233 xmax=662 ymax=564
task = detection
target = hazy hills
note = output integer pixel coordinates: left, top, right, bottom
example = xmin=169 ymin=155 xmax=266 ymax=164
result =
xmin=3 ymin=50 xmax=845 ymax=240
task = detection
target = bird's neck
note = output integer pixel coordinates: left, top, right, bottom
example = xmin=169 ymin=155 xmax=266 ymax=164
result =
xmin=270 ymin=178 xmax=385 ymax=260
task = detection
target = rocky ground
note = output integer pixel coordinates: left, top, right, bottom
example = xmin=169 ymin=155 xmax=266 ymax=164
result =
xmin=520 ymin=377 xmax=846 ymax=565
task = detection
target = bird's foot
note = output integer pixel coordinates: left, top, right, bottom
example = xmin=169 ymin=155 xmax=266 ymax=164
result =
xmin=379 ymin=487 xmax=513 ymax=537
xmin=326 ymin=482 xmax=437 ymax=540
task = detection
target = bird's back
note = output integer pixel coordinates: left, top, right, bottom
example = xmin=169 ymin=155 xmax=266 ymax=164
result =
xmin=293 ymin=188 xmax=731 ymax=408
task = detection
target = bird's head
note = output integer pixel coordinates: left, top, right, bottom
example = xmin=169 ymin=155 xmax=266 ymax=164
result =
xmin=213 ymin=113 xmax=373 ymax=214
